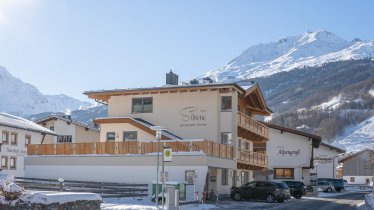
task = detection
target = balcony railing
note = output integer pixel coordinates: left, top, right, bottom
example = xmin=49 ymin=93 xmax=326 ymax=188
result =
xmin=238 ymin=112 xmax=269 ymax=139
xmin=27 ymin=140 xmax=234 ymax=160
xmin=237 ymin=148 xmax=268 ymax=168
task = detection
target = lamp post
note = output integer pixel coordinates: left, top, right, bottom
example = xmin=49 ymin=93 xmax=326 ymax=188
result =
xmin=314 ymin=160 xmax=319 ymax=185
xmin=151 ymin=126 xmax=166 ymax=208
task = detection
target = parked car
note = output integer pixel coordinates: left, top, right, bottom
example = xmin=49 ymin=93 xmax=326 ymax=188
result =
xmin=317 ymin=178 xmax=344 ymax=192
xmin=282 ymin=181 xmax=307 ymax=199
xmin=318 ymin=181 xmax=335 ymax=192
xmin=231 ymin=181 xmax=291 ymax=203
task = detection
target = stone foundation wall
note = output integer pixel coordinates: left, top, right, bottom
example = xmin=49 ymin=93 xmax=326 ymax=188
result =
xmin=0 ymin=200 xmax=101 ymax=210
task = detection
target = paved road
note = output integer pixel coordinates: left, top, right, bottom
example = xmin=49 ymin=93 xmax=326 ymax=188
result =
xmin=213 ymin=192 xmax=368 ymax=210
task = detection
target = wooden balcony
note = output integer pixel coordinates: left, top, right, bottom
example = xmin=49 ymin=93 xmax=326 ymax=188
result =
xmin=237 ymin=112 xmax=269 ymax=141
xmin=237 ymin=148 xmax=268 ymax=170
xmin=27 ymin=140 xmax=234 ymax=160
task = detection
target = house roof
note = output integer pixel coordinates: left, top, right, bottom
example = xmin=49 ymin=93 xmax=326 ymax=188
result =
xmin=35 ymin=114 xmax=100 ymax=132
xmin=263 ymin=122 xmax=321 ymax=148
xmin=0 ymin=112 xmax=57 ymax=136
xmin=340 ymin=148 xmax=374 ymax=162
xmin=83 ymin=81 xmax=273 ymax=115
xmin=93 ymin=117 xmax=182 ymax=140
xmin=320 ymin=142 xmax=346 ymax=154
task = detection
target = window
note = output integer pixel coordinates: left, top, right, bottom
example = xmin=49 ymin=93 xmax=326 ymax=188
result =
xmin=25 ymin=135 xmax=31 ymax=146
xmin=50 ymin=126 xmax=54 ymax=131
xmin=10 ymin=132 xmax=17 ymax=145
xmin=9 ymin=157 xmax=16 ymax=169
xmin=221 ymin=133 xmax=232 ymax=145
xmin=1 ymin=156 xmax=8 ymax=169
xmin=106 ymin=132 xmax=115 ymax=141
xmin=241 ymin=171 xmax=249 ymax=185
xmin=2 ymin=131 xmax=9 ymax=144
xmin=132 ymin=97 xmax=153 ymax=113
xmin=244 ymin=142 xmax=249 ymax=150
xmin=274 ymin=168 xmax=294 ymax=179
xmin=221 ymin=169 xmax=228 ymax=185
xmin=350 ymin=177 xmax=355 ymax=183
xmin=123 ymin=131 xmax=137 ymax=141
xmin=221 ymin=96 xmax=232 ymax=111
xmin=57 ymin=135 xmax=72 ymax=143
xmin=185 ymin=170 xmax=196 ymax=184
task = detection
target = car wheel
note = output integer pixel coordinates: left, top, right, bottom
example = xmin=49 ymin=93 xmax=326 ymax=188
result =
xmin=293 ymin=192 xmax=302 ymax=199
xmin=335 ymin=187 xmax=341 ymax=192
xmin=266 ymin=194 xmax=276 ymax=203
xmin=327 ymin=188 xmax=332 ymax=192
xmin=233 ymin=192 xmax=242 ymax=201
xmin=277 ymin=198 xmax=284 ymax=203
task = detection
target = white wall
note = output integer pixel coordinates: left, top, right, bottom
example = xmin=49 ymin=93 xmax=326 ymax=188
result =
xmin=0 ymin=125 xmax=44 ymax=177
xmin=267 ymin=127 xmax=313 ymax=184
xmin=99 ymin=123 xmax=155 ymax=142
xmin=343 ymin=176 xmax=373 ymax=185
xmin=311 ymin=145 xmax=342 ymax=179
xmin=54 ymin=119 xmax=76 ymax=143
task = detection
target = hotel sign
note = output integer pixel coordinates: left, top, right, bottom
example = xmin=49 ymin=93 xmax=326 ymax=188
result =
xmin=179 ymin=107 xmax=207 ymax=127
xmin=277 ymin=146 xmax=300 ymax=156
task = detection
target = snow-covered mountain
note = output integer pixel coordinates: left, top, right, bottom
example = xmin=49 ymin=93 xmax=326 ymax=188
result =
xmin=337 ymin=116 xmax=374 ymax=152
xmin=199 ymin=30 xmax=374 ymax=81
xmin=0 ymin=66 xmax=91 ymax=116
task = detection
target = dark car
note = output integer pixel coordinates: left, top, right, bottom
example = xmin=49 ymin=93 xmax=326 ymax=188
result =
xmin=282 ymin=181 xmax=307 ymax=199
xmin=231 ymin=181 xmax=291 ymax=203
xmin=317 ymin=178 xmax=344 ymax=192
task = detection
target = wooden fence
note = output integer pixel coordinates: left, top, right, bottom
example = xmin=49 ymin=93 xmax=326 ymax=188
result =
xmin=27 ymin=140 xmax=234 ymax=160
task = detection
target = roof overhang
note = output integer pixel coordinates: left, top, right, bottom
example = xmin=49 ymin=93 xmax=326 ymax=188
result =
xmin=243 ymin=84 xmax=272 ymax=116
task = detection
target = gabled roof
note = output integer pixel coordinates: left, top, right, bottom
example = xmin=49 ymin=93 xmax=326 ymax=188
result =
xmin=340 ymin=148 xmax=374 ymax=162
xmin=263 ymin=122 xmax=321 ymax=148
xmin=83 ymin=81 xmax=272 ymax=115
xmin=35 ymin=114 xmax=100 ymax=132
xmin=93 ymin=117 xmax=182 ymax=140
xmin=0 ymin=112 xmax=57 ymax=136
xmin=320 ymin=142 xmax=346 ymax=154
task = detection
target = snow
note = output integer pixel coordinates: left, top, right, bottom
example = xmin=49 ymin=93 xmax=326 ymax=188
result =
xmin=357 ymin=193 xmax=374 ymax=210
xmin=198 ymin=30 xmax=374 ymax=82
xmin=20 ymin=191 xmax=102 ymax=205
xmin=0 ymin=66 xmax=91 ymax=116
xmin=338 ymin=115 xmax=374 ymax=152
xmin=0 ymin=112 xmax=56 ymax=135
xmin=369 ymin=89 xmax=374 ymax=97
xmin=311 ymin=95 xmax=343 ymax=110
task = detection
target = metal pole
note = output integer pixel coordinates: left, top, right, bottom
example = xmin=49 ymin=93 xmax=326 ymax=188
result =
xmin=332 ymin=156 xmax=335 ymax=179
xmin=162 ymin=146 xmax=165 ymax=208
xmin=156 ymin=134 xmax=160 ymax=208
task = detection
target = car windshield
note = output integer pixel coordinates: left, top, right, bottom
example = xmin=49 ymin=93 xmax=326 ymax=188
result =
xmin=274 ymin=182 xmax=289 ymax=189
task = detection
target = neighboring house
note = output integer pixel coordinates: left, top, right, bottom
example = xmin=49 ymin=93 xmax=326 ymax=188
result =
xmin=340 ymin=149 xmax=374 ymax=185
xmin=264 ymin=123 xmax=321 ymax=185
xmin=0 ymin=112 xmax=56 ymax=177
xmin=35 ymin=115 xmax=100 ymax=143
xmin=310 ymin=142 xmax=345 ymax=179
xmin=25 ymin=76 xmax=272 ymax=197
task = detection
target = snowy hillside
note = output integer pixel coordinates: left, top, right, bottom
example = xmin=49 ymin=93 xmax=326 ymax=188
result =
xmin=199 ymin=30 xmax=374 ymax=81
xmin=338 ymin=116 xmax=374 ymax=152
xmin=0 ymin=66 xmax=91 ymax=116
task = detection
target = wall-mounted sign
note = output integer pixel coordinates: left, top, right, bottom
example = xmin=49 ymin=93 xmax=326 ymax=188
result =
xmin=179 ymin=107 xmax=207 ymax=127
xmin=5 ymin=147 xmax=26 ymax=156
xmin=277 ymin=146 xmax=300 ymax=156
xmin=314 ymin=157 xmax=332 ymax=164
xmin=164 ymin=147 xmax=172 ymax=162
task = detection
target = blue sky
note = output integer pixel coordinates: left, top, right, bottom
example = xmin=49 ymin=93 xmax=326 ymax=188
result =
xmin=0 ymin=0 xmax=373 ymax=100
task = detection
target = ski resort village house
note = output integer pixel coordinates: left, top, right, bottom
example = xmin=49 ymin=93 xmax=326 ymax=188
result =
xmin=264 ymin=123 xmax=321 ymax=185
xmin=35 ymin=114 xmax=100 ymax=144
xmin=0 ymin=113 xmax=56 ymax=177
xmin=24 ymin=78 xmax=272 ymax=197
xmin=311 ymin=142 xmax=345 ymax=179
xmin=340 ymin=149 xmax=374 ymax=185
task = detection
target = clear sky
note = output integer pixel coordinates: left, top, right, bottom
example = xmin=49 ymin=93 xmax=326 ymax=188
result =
xmin=0 ymin=0 xmax=373 ymax=101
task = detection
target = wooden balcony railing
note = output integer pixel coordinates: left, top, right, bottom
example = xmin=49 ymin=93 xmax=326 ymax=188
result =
xmin=27 ymin=140 xmax=234 ymax=160
xmin=238 ymin=112 xmax=269 ymax=139
xmin=237 ymin=148 xmax=268 ymax=168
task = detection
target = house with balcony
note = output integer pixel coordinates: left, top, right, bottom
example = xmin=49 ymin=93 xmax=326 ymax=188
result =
xmin=25 ymin=73 xmax=271 ymax=197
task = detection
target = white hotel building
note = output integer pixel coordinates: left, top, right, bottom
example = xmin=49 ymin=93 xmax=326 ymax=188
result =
xmin=25 ymin=79 xmax=272 ymax=197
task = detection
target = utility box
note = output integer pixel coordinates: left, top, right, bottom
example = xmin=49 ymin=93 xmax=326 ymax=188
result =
xmin=151 ymin=181 xmax=186 ymax=201
xmin=165 ymin=186 xmax=176 ymax=210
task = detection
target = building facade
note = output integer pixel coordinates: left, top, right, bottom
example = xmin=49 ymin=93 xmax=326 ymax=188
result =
xmin=311 ymin=142 xmax=345 ymax=179
xmin=25 ymin=81 xmax=272 ymax=197
xmin=35 ymin=115 xmax=100 ymax=144
xmin=264 ymin=123 xmax=321 ymax=185
xmin=0 ymin=113 xmax=56 ymax=177
xmin=341 ymin=149 xmax=374 ymax=185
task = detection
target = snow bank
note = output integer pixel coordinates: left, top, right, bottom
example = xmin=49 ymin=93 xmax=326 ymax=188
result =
xmin=21 ymin=191 xmax=102 ymax=205
xmin=357 ymin=193 xmax=374 ymax=210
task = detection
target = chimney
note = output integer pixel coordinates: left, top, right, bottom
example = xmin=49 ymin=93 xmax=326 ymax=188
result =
xmin=202 ymin=77 xmax=213 ymax=84
xmin=166 ymin=70 xmax=178 ymax=85
xmin=190 ymin=79 xmax=199 ymax=85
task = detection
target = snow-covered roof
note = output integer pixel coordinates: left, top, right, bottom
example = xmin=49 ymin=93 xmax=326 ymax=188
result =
xmin=35 ymin=114 xmax=100 ymax=132
xmin=0 ymin=113 xmax=57 ymax=136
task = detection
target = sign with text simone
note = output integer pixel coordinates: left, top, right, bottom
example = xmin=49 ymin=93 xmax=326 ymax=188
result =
xmin=276 ymin=146 xmax=300 ymax=156
xmin=179 ymin=107 xmax=207 ymax=127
